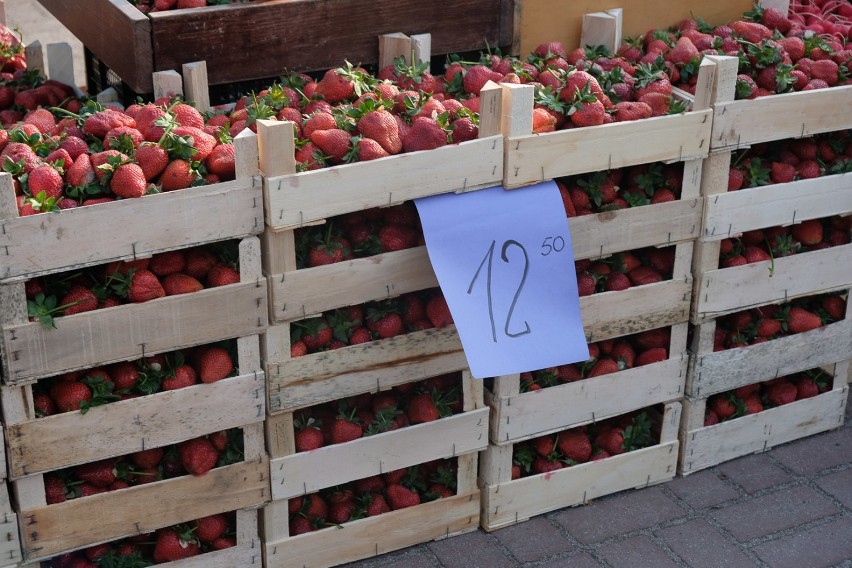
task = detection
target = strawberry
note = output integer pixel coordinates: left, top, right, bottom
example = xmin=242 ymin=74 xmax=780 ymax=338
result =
xmin=162 ymin=273 xmax=204 ymax=296
xmin=294 ymin=416 xmax=324 ymax=451
xmin=628 ymin=265 xmax=663 ymax=286
xmin=27 ymin=164 xmax=63 ymax=200
xmin=821 ymin=296 xmax=845 ymax=321
xmin=604 ymin=272 xmax=631 ymax=291
xmin=770 ymin=162 xmax=796 ymax=184
xmin=364 ymin=493 xmax=391 ymax=516
xmin=729 ymin=20 xmax=773 ymax=43
xmin=327 ymin=500 xmax=357 ymax=524
xmin=378 ymin=224 xmax=417 ymax=252
xmin=60 ymin=285 xmax=98 ymax=316
xmin=173 ymin=126 xmax=216 ymax=160
xmin=123 ymin=269 xmax=165 ymax=303
xmin=159 ymin=159 xmax=196 ymax=191
xmin=587 ymin=358 xmax=622 ymax=377
xmin=184 ymin=248 xmax=218 ymax=278
xmin=162 ymin=365 xmax=197 ymax=390
xmin=73 ymin=459 xmax=117 ymax=488
xmin=357 ymin=109 xmax=402 ymax=154
xmin=709 ymin=395 xmax=737 ymax=420
xmin=289 ymin=516 xmax=314 ymax=535
xmin=179 ymin=437 xmax=219 ymax=476
xmin=462 ymin=65 xmax=503 ymax=95
xmin=366 ymin=310 xmax=403 ymax=339
xmin=310 ymin=128 xmax=351 ymax=163
xmin=352 ymin=137 xmax=390 ymax=161
xmin=577 ymin=272 xmax=597 ymax=296
xmin=50 ymin=381 xmax=92 ymax=412
xmin=636 ymin=347 xmax=668 ymax=366
xmin=130 ymin=447 xmax=165 ymax=469
xmin=704 ymin=410 xmax=720 ymax=426
xmin=148 ymin=250 xmax=187 ymax=276
xmin=402 ymin=118 xmax=448 ymax=152
xmin=207 ymin=263 xmax=240 ymax=287
xmin=135 ymin=143 xmax=169 ymax=181
xmin=385 ymin=483 xmax=421 ymax=510
xmin=407 ymin=392 xmax=442 ymax=423
xmin=34 ymin=392 xmax=56 ymax=417
xmin=110 ymin=163 xmax=147 ymax=198
xmin=796 ymin=160 xmax=821 ymax=179
xmin=667 ymin=37 xmax=699 ymax=66
xmin=205 ymin=143 xmax=236 ymax=179
xmin=196 ymin=346 xmax=234 ymax=383
xmin=532 ymin=456 xmax=565 ymax=474
xmin=330 ymin=405 xmax=362 ymax=444
xmin=556 ymin=430 xmax=592 ymax=463
xmin=296 ymin=317 xmax=332 ymax=351
xmin=65 ymin=154 xmax=96 ymax=187
xmin=195 ymin=514 xmax=228 ymax=543
xmin=744 ymin=395 xmax=764 ymax=414
xmin=785 ymin=307 xmax=822 ymax=333
xmin=796 ymin=377 xmax=820 ymax=400
xmin=315 ymin=66 xmax=357 ymax=103
xmin=153 ymin=526 xmax=201 ymax=563
xmin=83 ymin=108 xmax=136 ymax=139
xmin=612 ymin=101 xmax=653 ymax=122
xmin=791 ymin=219 xmax=823 ymax=245
xmin=743 ymin=246 xmax=771 ymax=263
xmin=766 ymin=381 xmax=797 ymax=406
xmin=425 ymin=295 xmax=453 ymax=328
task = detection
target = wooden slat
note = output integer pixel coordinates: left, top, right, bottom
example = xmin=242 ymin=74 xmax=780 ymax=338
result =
xmin=264 ymin=136 xmax=503 ymax=230
xmin=270 ymin=247 xmax=437 ymax=323
xmin=5 ymin=372 xmax=265 ymax=479
xmin=0 ymin=176 xmax=262 ymax=282
xmin=702 ymin=173 xmax=852 ymax=241
xmin=2 ymin=279 xmax=268 ymax=383
xmin=266 ymin=326 xmax=467 ymax=413
xmin=0 ymin=484 xmax=21 ymax=567
xmin=570 ymin=198 xmax=702 ymax=261
xmin=679 ymin=387 xmax=848 ymax=475
xmin=711 ymin=85 xmax=852 ymax=150
xmin=20 ymin=457 xmax=269 ymax=560
xmin=488 ymin=357 xmax=685 ymax=444
xmin=580 ymin=277 xmax=692 ymax=343
xmin=270 ymin=408 xmax=488 ymax=500
xmin=688 ymin=319 xmax=852 ymax=398
xmin=481 ymin=440 xmax=678 ymax=530
xmin=504 ymin=110 xmax=712 ymax=188
xmin=36 ymin=0 xmax=153 ymax=92
xmin=693 ymin=244 xmax=852 ymax=320
xmin=264 ymin=491 xmax=479 ymax=568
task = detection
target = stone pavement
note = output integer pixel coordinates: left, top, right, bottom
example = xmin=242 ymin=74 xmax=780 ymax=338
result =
xmin=342 ymin=395 xmax=852 ymax=568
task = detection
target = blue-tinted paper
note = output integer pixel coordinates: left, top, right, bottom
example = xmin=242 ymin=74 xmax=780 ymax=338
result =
xmin=415 ymin=181 xmax=589 ymax=378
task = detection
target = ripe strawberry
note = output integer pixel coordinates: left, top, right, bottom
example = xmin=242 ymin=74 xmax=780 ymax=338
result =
xmin=130 ymin=447 xmax=165 ymax=469
xmin=73 ymin=459 xmax=117 ymax=487
xmin=821 ymin=296 xmax=846 ymax=321
xmin=50 ymin=381 xmax=92 ymax=412
xmin=28 ymin=164 xmax=63 ymax=200
xmin=107 ymin=162 xmax=146 ymax=199
xmin=195 ymin=514 xmax=228 ymax=543
xmin=742 ymin=246 xmax=771 ymax=263
xmin=183 ymin=248 xmax=217 ymax=279
xmin=289 ymin=516 xmax=314 ymax=535
xmin=44 ymin=474 xmax=69 ymax=504
xmin=770 ymin=161 xmax=796 ymax=184
xmin=556 ymin=430 xmax=592 ymax=463
xmin=364 ymin=493 xmax=391 ymax=516
xmin=785 ymin=307 xmax=822 ymax=333
xmin=595 ymin=428 xmax=626 ymax=455
xmin=791 ymin=219 xmax=823 ymax=245
xmin=755 ymin=317 xmax=782 ymax=337
xmin=743 ymin=395 xmax=764 ymax=415
xmin=385 ymin=483 xmax=421 ymax=510
xmin=378 ymin=224 xmax=417 ymax=252
xmin=357 ymin=109 xmax=402 ymax=154
xmin=295 ymin=417 xmax=324 ymax=451
xmin=407 ymin=392 xmax=442 ymax=423
xmin=162 ymin=365 xmax=197 ymax=390
xmin=729 ymin=20 xmax=773 ymax=43
xmin=353 ymin=137 xmax=390 ymax=161
xmin=797 ymin=160 xmax=821 ymax=179
xmin=173 ymin=126 xmax=216 ymax=161
xmin=310 ymin=128 xmax=351 ymax=163
xmin=628 ymin=265 xmax=663 ymax=286
xmin=315 ymin=67 xmax=357 ymax=103
xmin=196 ymin=346 xmax=233 ymax=383
xmin=796 ymin=377 xmax=820 ymax=400
xmin=709 ymin=395 xmax=737 ymax=420
xmin=637 ymin=347 xmax=668 ymax=366
xmin=153 ymin=527 xmax=201 ymax=562
xmin=135 ymin=143 xmax=169 ymax=181
xmin=60 ymin=285 xmax=98 ymax=316
xmin=205 ymin=143 xmax=236 ymax=179
xmin=160 ymin=159 xmax=197 ymax=191
xmin=463 ymin=65 xmax=503 ymax=95
xmin=179 ymin=437 xmax=219 ymax=475
xmin=766 ymin=381 xmax=797 ymax=406
xmin=577 ymin=272 xmax=596 ymax=296
xmin=161 ymin=273 xmax=204 ymax=296
xmin=330 ymin=410 xmax=362 ymax=444
xmin=604 ymin=271 xmax=632 ymax=291
xmin=122 ymin=269 xmax=165 ymax=303
xmin=403 ymin=118 xmax=448 ymax=152
xmin=327 ymin=501 xmax=357 ymax=524
xmin=207 ymin=263 xmax=240 ymax=287
xmin=587 ymin=358 xmax=622 ymax=377
xmin=425 ymin=295 xmax=453 ymax=328
xmin=366 ymin=311 xmax=403 ymax=339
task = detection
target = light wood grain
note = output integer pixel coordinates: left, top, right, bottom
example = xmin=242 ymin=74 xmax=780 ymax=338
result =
xmin=182 ymin=61 xmax=210 ymax=112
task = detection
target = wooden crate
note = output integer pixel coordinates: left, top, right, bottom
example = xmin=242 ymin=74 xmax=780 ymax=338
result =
xmin=0 ymin=237 xmax=268 ymax=385
xmin=262 ymin=453 xmax=479 ymax=568
xmin=14 ymin=423 xmax=269 ymax=562
xmin=479 ymin=401 xmax=681 ymax=531
xmin=266 ymin=370 xmax=487 ymax=501
xmin=0 ymin=131 xmax=262 ymax=283
xmin=499 ymin=55 xmax=714 ymax=189
xmin=487 ymin=323 xmax=687 ymax=445
xmin=686 ymin=300 xmax=852 ymax=399
xmin=264 ymin=324 xmax=468 ymax=414
xmin=679 ymin=361 xmax=849 ymax=475
xmin=1 ymin=335 xmax=264 ymax=480
xmin=37 ymin=0 xmax=514 ymax=94
xmin=0 ymin=482 xmax=21 ymax=568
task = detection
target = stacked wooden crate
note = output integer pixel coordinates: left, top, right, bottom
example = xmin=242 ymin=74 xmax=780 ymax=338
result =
xmin=0 ymin=74 xmax=271 ymax=562
xmin=257 ymin=38 xmax=500 ymax=568
xmin=476 ymin=18 xmax=716 ymax=529
xmin=680 ymin=54 xmax=852 ymax=474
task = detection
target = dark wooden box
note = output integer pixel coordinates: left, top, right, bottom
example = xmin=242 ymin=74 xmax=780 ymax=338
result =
xmin=38 ymin=0 xmax=515 ymax=94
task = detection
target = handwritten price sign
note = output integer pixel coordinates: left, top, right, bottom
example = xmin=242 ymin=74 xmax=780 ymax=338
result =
xmin=415 ymin=181 xmax=589 ymax=378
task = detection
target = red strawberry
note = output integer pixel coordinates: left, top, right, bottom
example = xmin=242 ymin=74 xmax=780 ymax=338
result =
xmin=770 ymin=162 xmax=796 ymax=184
xmin=315 ymin=67 xmax=356 ymax=103
xmin=60 ymin=285 xmax=98 ymax=316
xmin=162 ymin=365 xmax=197 ymax=390
xmin=153 ymin=527 xmax=201 ymax=562
xmin=295 ymin=418 xmax=324 ymax=451
xmin=206 ymin=143 xmax=236 ymax=179
xmin=184 ymin=248 xmax=217 ymax=278
xmin=604 ymin=272 xmax=631 ymax=292
xmin=463 ymin=65 xmax=503 ymax=95
xmin=766 ymin=381 xmax=797 ymax=406
xmin=377 ymin=224 xmax=416 ymax=252
xmin=743 ymin=246 xmax=771 ymax=263
xmin=130 ymin=447 xmax=165 ymax=469
xmin=403 ymin=118 xmax=448 ymax=152
xmin=353 ymin=137 xmax=390 ymax=161
xmin=160 ymin=159 xmax=196 ymax=191
xmin=556 ymin=430 xmax=592 ymax=463
xmin=595 ymin=428 xmax=625 ymax=455
xmin=425 ymin=295 xmax=453 ymax=328
xmin=28 ymin=164 xmax=63 ymax=200
xmin=173 ymin=126 xmax=216 ymax=161
xmin=364 ymin=493 xmax=391 ymax=516
xmin=65 ymin=153 xmax=96 ymax=187
xmin=310 ymin=128 xmax=351 ymax=163
xmin=791 ymin=219 xmax=823 ymax=245
xmin=636 ymin=347 xmax=668 ymax=366
xmin=796 ymin=377 xmax=820 ymax=400
xmin=207 ymin=263 xmax=240 ymax=287
xmin=179 ymin=437 xmax=219 ymax=475
xmin=587 ymin=358 xmax=622 ymax=377
xmin=786 ymin=307 xmax=822 ymax=333
xmin=196 ymin=346 xmax=234 ymax=383
xmin=367 ymin=312 xmax=404 ymax=339
xmin=407 ymin=392 xmax=441 ymax=423
xmin=50 ymin=381 xmax=92 ymax=412
xmin=109 ymin=163 xmax=147 ymax=198
xmin=195 ymin=514 xmax=228 ymax=543
xmin=709 ymin=395 xmax=737 ymax=420
xmin=330 ymin=414 xmax=362 ymax=444
xmin=357 ymin=109 xmax=402 ymax=154
xmin=162 ymin=273 xmax=204 ymax=296
xmin=385 ymin=483 xmax=421 ymax=510
xmin=73 ymin=459 xmax=117 ymax=487
xmin=135 ymin=143 xmax=169 ymax=181
xmin=125 ymin=269 xmax=165 ymax=302
xmin=744 ymin=395 xmax=764 ymax=415
xmin=628 ymin=266 xmax=663 ymax=286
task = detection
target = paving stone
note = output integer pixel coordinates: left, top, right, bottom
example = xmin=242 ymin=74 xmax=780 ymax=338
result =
xmin=656 ymin=519 xmax=758 ymax=568
xmin=716 ymin=453 xmax=793 ymax=494
xmin=338 ymin=547 xmax=433 ymax=568
xmin=665 ymin=469 xmax=739 ymax=508
xmin=490 ymin=516 xmax=573 ymax=563
xmin=752 ymin=516 xmax=852 ymax=568
xmin=537 ymin=552 xmax=603 ymax=567
xmin=770 ymin=428 xmax=852 ymax=475
xmin=426 ymin=530 xmax=514 ymax=568
xmin=710 ymin=485 xmax=839 ymax=542
xmin=597 ymin=535 xmax=679 ymax=568
xmin=553 ymin=487 xmax=685 ymax=545
xmin=816 ymin=468 xmax=852 ymax=509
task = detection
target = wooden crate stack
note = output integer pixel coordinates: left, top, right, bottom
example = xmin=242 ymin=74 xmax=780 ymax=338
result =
xmin=476 ymin=13 xmax=715 ymax=530
xmin=256 ymin=35 xmax=498 ymax=568
xmin=680 ymin=53 xmax=852 ymax=474
xmin=0 ymin=65 xmax=271 ymax=564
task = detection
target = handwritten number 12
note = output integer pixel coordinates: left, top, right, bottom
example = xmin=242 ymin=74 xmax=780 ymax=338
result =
xmin=467 ymin=239 xmax=531 ymax=342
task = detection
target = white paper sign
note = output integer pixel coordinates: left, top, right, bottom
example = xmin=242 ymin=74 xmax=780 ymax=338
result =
xmin=415 ymin=181 xmax=589 ymax=378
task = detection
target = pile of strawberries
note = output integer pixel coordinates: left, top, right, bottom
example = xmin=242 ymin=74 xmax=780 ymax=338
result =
xmin=556 ymin=161 xmax=684 ymax=215
xmin=294 ymin=373 xmax=463 ymax=451
xmin=295 ymin=202 xmax=423 ymax=268
xmin=713 ymin=293 xmax=845 ymax=351
xmin=718 ymin=215 xmax=850 ymax=267
xmin=575 ymin=245 xmax=677 ymax=297
xmin=290 ymin=288 xmax=453 ymax=358
xmin=44 ymin=428 xmax=243 ymax=504
xmin=789 ymin=0 xmax=852 ymax=39
xmin=26 ymin=241 xmax=241 ymax=328
xmin=132 ymin=0 xmax=247 ymax=12
xmin=512 ymin=326 xmax=672 ymax=392
xmin=289 ymin=457 xmax=459 ymax=534
xmin=511 ymin=409 xmax=659 ymax=478
xmin=45 ymin=513 xmax=239 ymax=566
xmin=704 ymin=368 xmax=833 ymax=426
xmin=32 ymin=341 xmax=237 ymax=416
xmin=728 ymin=131 xmax=852 ymax=190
